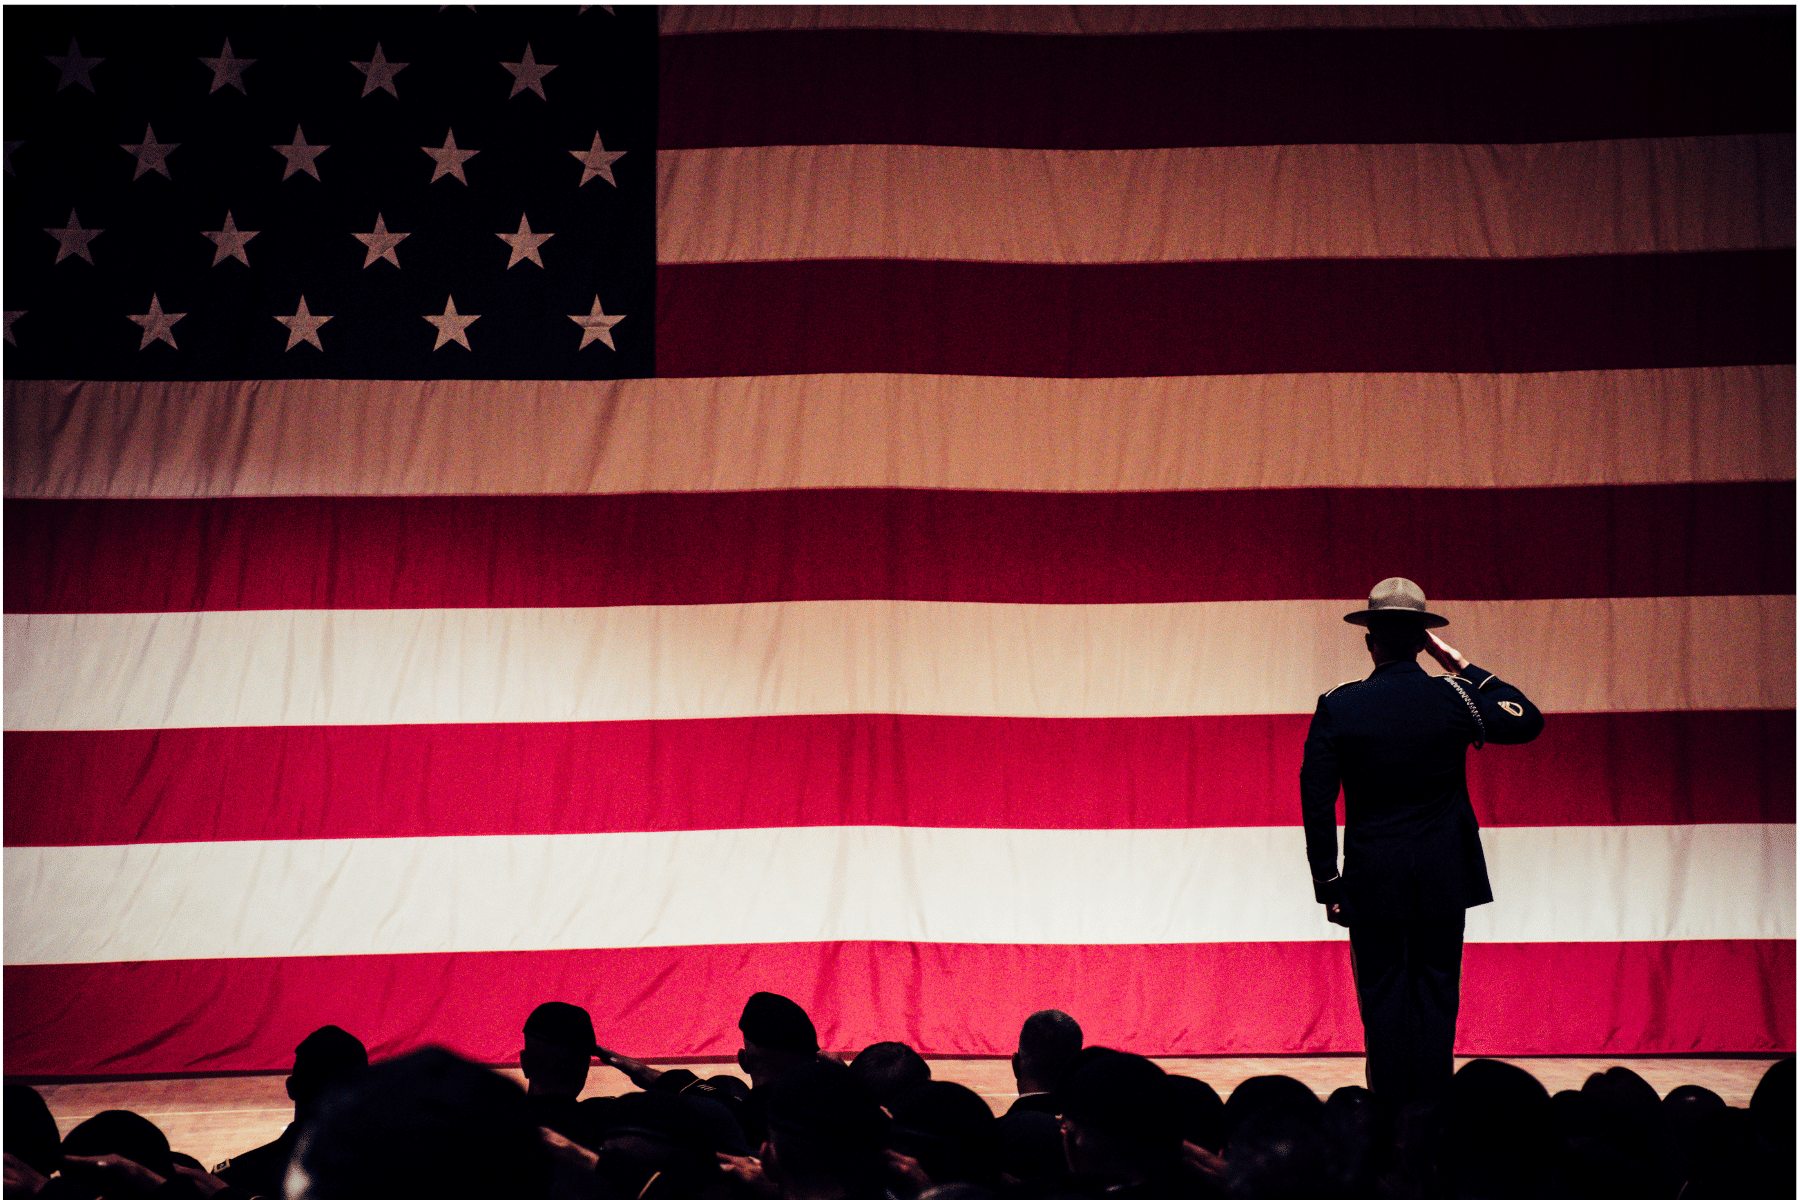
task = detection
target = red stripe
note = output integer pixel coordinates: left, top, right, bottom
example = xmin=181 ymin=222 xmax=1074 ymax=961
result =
xmin=658 ymin=18 xmax=1793 ymax=149
xmin=8 ymin=711 xmax=1789 ymax=847
xmin=8 ymin=485 xmax=1790 ymax=614
xmin=655 ymin=254 xmax=1794 ymax=379
xmin=6 ymin=939 xmax=1790 ymax=1075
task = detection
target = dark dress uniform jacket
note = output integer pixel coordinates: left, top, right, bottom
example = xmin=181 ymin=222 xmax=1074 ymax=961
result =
xmin=1300 ymin=660 xmax=1543 ymax=923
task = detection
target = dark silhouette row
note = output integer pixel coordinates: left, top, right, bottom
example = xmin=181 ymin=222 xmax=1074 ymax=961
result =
xmin=4 ymin=993 xmax=1793 ymax=1200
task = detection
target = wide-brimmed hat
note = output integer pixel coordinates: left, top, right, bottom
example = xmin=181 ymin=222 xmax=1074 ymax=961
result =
xmin=1344 ymin=577 xmax=1448 ymax=628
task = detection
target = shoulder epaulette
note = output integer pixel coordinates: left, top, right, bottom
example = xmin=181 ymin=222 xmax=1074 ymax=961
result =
xmin=1323 ymin=678 xmax=1362 ymax=697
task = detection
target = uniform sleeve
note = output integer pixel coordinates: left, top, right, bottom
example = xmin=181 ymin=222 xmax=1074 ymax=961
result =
xmin=1455 ymin=663 xmax=1545 ymax=745
xmin=1298 ymin=694 xmax=1344 ymax=903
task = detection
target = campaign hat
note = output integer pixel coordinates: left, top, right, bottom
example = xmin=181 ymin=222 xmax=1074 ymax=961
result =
xmin=1343 ymin=577 xmax=1448 ymax=628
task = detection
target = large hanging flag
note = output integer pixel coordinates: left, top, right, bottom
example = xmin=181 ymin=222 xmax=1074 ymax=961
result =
xmin=5 ymin=4 xmax=1793 ymax=1075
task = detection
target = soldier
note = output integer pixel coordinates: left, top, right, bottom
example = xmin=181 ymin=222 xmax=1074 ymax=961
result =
xmin=1301 ymin=578 xmax=1543 ymax=1109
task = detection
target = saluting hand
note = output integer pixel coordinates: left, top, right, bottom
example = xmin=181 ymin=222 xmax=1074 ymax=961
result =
xmin=1424 ymin=631 xmax=1469 ymax=673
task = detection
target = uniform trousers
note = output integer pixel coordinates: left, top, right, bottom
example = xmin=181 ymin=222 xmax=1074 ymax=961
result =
xmin=1348 ymin=911 xmax=1466 ymax=1108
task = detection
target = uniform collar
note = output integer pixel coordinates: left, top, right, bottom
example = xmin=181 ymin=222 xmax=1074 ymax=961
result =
xmin=1370 ymin=659 xmax=1426 ymax=677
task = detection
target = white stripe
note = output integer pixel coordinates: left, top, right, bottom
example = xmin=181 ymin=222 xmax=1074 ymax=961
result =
xmin=7 ymin=824 xmax=1790 ymax=965
xmin=660 ymin=6 xmax=1740 ymax=35
xmin=659 ymin=138 xmax=1795 ymax=264
xmin=8 ymin=368 xmax=1790 ymax=498
xmin=6 ymin=597 xmax=1790 ymax=731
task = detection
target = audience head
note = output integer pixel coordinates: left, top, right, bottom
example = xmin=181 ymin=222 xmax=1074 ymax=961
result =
xmin=1223 ymin=1102 xmax=1336 ymax=1200
xmin=1167 ymin=1074 xmax=1225 ymax=1153
xmin=887 ymin=1081 xmax=1000 ymax=1188
xmin=737 ymin=991 xmax=820 ymax=1089
xmin=1437 ymin=1058 xmax=1557 ymax=1195
xmin=60 ymin=1110 xmax=176 ymax=1195
xmin=521 ymin=1001 xmax=597 ymax=1098
xmin=762 ymin=1059 xmax=888 ymax=1200
xmin=1012 ymin=1010 xmax=1082 ymax=1095
xmin=1750 ymin=1056 xmax=1795 ymax=1149
xmin=288 ymin=1024 xmax=370 ymax=1117
xmin=3 ymin=1084 xmax=63 ymax=1177
xmin=1222 ymin=1075 xmax=1321 ymax=1148
xmin=1057 ymin=1050 xmax=1181 ymax=1183
xmin=1580 ymin=1065 xmax=1666 ymax=1164
xmin=290 ymin=1046 xmax=549 ymax=1200
xmin=850 ymin=1040 xmax=932 ymax=1106
xmin=589 ymin=1090 xmax=724 ymax=1200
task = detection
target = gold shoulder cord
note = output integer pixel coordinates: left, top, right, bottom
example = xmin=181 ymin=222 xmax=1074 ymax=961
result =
xmin=1443 ymin=676 xmax=1486 ymax=749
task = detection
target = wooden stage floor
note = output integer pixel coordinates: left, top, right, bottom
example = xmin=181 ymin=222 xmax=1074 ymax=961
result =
xmin=21 ymin=1056 xmax=1781 ymax=1171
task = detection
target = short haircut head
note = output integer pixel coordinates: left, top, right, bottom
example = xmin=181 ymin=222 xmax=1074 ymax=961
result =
xmin=523 ymin=1001 xmax=596 ymax=1054
xmin=61 ymin=1110 xmax=175 ymax=1181
xmin=291 ymin=1025 xmax=369 ymax=1109
xmin=1016 ymin=1010 xmax=1082 ymax=1082
xmin=1751 ymin=1057 xmax=1795 ymax=1148
xmin=1058 ymin=1050 xmax=1180 ymax=1150
xmin=886 ymin=1081 xmax=999 ymax=1187
xmin=521 ymin=1001 xmax=595 ymax=1093
xmin=292 ymin=1046 xmax=549 ymax=1200
xmin=1167 ymin=1075 xmax=1225 ymax=1154
xmin=1364 ymin=614 xmax=1427 ymax=658
xmin=848 ymin=1041 xmax=931 ymax=1106
xmin=1222 ymin=1075 xmax=1321 ymax=1147
xmin=3 ymin=1084 xmax=63 ymax=1178
xmin=1440 ymin=1058 xmax=1556 ymax=1192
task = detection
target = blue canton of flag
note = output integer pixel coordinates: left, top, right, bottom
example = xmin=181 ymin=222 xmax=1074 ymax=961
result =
xmin=5 ymin=5 xmax=656 ymax=381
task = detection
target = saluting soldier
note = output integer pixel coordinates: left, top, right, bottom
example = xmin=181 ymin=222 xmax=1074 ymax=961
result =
xmin=1301 ymin=577 xmax=1544 ymax=1108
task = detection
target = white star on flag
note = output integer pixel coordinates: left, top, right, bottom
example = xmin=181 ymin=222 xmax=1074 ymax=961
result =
xmin=199 ymin=38 xmax=255 ymax=94
xmin=5 ymin=311 xmax=24 ymax=346
xmin=501 ymin=43 xmax=556 ymax=99
xmin=497 ymin=214 xmax=553 ymax=268
xmin=424 ymin=296 xmax=479 ymax=350
xmin=275 ymin=296 xmax=333 ymax=351
xmin=352 ymin=43 xmax=408 ymax=98
xmin=273 ymin=126 xmax=329 ymax=181
xmin=46 ymin=38 xmax=104 ymax=92
xmin=353 ymin=214 xmax=410 ymax=268
xmin=568 ymin=297 xmax=625 ymax=350
xmin=128 ymin=294 xmax=186 ymax=350
xmin=44 ymin=210 xmax=103 ymax=265
xmin=570 ymin=133 xmax=625 ymax=187
xmin=202 ymin=211 xmax=260 ymax=266
xmin=121 ymin=124 xmax=179 ymax=180
xmin=422 ymin=129 xmax=479 ymax=185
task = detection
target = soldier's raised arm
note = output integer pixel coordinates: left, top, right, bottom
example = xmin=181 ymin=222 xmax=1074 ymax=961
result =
xmin=1426 ymin=631 xmax=1544 ymax=745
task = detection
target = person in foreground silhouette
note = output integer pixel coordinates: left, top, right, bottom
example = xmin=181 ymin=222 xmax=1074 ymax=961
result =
xmin=600 ymin=991 xmax=820 ymax=1149
xmin=846 ymin=1042 xmax=930 ymax=1108
xmin=1003 ymin=1010 xmax=1081 ymax=1118
xmin=1301 ymin=578 xmax=1543 ymax=1110
xmin=214 ymin=1025 xmax=367 ymax=1199
xmin=518 ymin=1001 xmax=602 ymax=1142
xmin=286 ymin=1046 xmax=549 ymax=1200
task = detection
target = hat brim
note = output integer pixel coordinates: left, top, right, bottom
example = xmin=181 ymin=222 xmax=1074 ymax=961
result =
xmin=1344 ymin=609 xmax=1448 ymax=629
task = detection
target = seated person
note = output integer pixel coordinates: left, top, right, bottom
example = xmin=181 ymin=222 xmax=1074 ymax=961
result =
xmin=216 ymin=1025 xmax=367 ymax=1199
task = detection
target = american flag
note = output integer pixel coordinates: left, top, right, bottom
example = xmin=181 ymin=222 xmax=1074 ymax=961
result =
xmin=5 ymin=5 xmax=1793 ymax=1074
